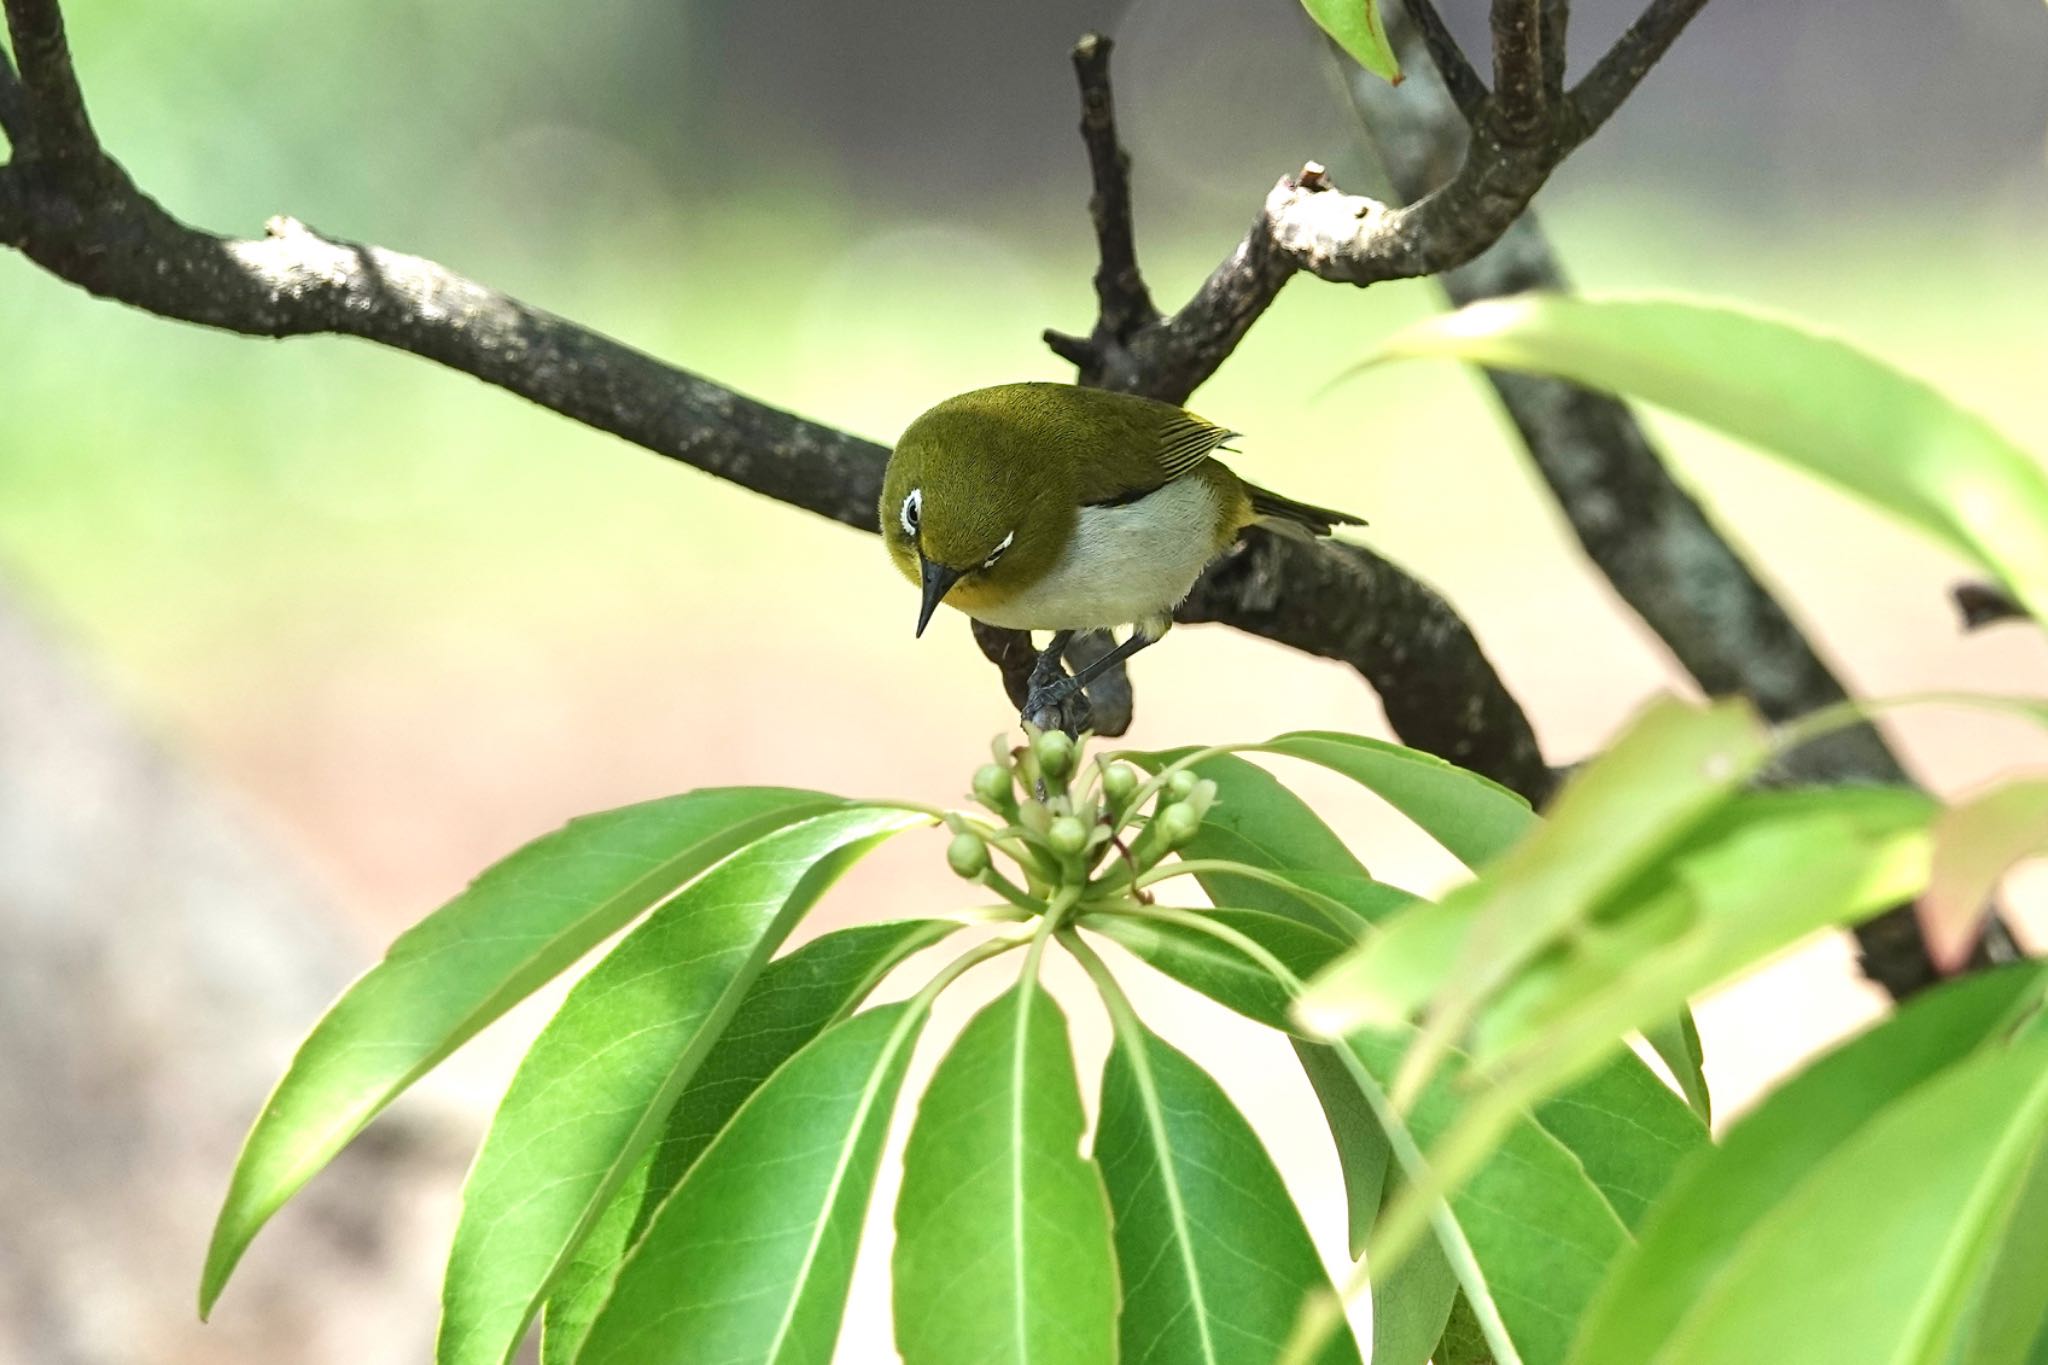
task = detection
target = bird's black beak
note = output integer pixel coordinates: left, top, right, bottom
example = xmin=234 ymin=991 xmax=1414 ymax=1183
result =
xmin=916 ymin=556 xmax=963 ymax=638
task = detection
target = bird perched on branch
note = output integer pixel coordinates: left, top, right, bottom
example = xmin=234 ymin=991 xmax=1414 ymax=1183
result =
xmin=881 ymin=382 xmax=1364 ymax=731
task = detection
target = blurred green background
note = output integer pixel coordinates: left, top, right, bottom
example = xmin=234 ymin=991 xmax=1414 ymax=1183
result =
xmin=4 ymin=0 xmax=2048 ymax=1357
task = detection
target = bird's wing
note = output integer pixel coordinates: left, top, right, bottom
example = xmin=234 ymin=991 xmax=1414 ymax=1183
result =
xmin=1073 ymin=406 xmax=1240 ymax=507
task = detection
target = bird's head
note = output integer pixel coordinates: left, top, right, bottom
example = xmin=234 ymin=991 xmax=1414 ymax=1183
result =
xmin=880 ymin=386 xmax=1074 ymax=635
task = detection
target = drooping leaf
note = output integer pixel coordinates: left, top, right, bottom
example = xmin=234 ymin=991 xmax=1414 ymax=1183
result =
xmin=1580 ymin=1035 xmax=2048 ymax=1364
xmin=1372 ymin=293 xmax=2048 ymax=621
xmin=1095 ymin=1014 xmax=1363 ymax=1364
xmin=1922 ymin=778 xmax=2048 ymax=972
xmin=1300 ymin=0 xmax=1401 ymax=83
xmin=436 ymin=805 xmax=923 ymax=1365
xmin=201 ymin=786 xmax=840 ymax=1315
xmin=574 ymin=999 xmax=934 ymax=1365
xmin=1573 ymin=962 xmax=2048 ymax=1365
xmin=1367 ymin=1183 xmax=1461 ymax=1365
xmin=1291 ymin=1041 xmax=1389 ymax=1257
xmin=541 ymin=918 xmax=957 ymax=1363
xmin=893 ymin=979 xmax=1117 ymax=1365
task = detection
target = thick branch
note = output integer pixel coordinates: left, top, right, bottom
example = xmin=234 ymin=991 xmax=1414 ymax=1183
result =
xmin=1489 ymin=0 xmax=1548 ymax=143
xmin=3 ymin=0 xmax=96 ymax=165
xmin=0 ymin=40 xmax=28 ymax=149
xmin=1071 ymin=34 xmax=1156 ymax=342
xmin=1352 ymin=1 xmax=2018 ymax=995
xmin=1573 ymin=0 xmax=1710 ymax=129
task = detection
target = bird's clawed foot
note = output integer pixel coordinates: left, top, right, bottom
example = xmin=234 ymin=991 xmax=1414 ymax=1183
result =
xmin=1022 ymin=631 xmax=1092 ymax=736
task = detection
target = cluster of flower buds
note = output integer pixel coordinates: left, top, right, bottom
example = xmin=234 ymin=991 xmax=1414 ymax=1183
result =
xmin=942 ymin=727 xmax=1218 ymax=908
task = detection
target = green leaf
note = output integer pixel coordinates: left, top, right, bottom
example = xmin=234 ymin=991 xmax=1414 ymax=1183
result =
xmin=1367 ymin=1188 xmax=1461 ymax=1365
xmin=1573 ymin=962 xmax=2048 ymax=1365
xmin=1373 ymin=294 xmax=2048 ymax=621
xmin=573 ymin=999 xmax=934 ymax=1365
xmin=1098 ymin=907 xmax=1679 ymax=1365
xmin=893 ymin=979 xmax=1117 ymax=1365
xmin=1255 ymin=731 xmax=1537 ymax=870
xmin=1095 ymin=1014 xmax=1363 ymax=1364
xmin=1297 ymin=697 xmax=1767 ymax=1044
xmin=1641 ymin=1010 xmax=1712 ymax=1125
xmin=1292 ymin=1041 xmax=1389 ymax=1257
xmin=200 ymin=785 xmax=840 ymax=1316
xmin=1300 ymin=0 xmax=1401 ymax=83
xmin=540 ymin=918 xmax=956 ymax=1364
xmin=1344 ymin=1028 xmax=1631 ymax=1365
xmin=1923 ymin=778 xmax=2048 ymax=972
xmin=1579 ymin=1035 xmax=2048 ymax=1364
xmin=1083 ymin=908 xmax=1352 ymax=1032
xmin=436 ymin=805 xmax=922 ymax=1365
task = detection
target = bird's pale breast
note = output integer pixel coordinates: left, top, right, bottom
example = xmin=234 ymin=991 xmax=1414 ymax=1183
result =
xmin=957 ymin=475 xmax=1231 ymax=632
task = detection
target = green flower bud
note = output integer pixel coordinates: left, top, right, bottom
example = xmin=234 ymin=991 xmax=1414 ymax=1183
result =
xmin=1155 ymin=801 xmax=1201 ymax=849
xmin=1165 ymin=769 xmax=1199 ymax=802
xmin=1100 ymin=762 xmax=1139 ymax=807
xmin=971 ymin=762 xmax=1015 ymax=811
xmin=946 ymin=830 xmax=990 ymax=879
xmin=1183 ymin=778 xmax=1218 ymax=823
xmin=1047 ymin=815 xmax=1088 ymax=856
xmin=1034 ymin=729 xmax=1076 ymax=781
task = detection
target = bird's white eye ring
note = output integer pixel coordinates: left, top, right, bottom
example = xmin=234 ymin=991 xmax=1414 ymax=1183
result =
xmin=901 ymin=488 xmax=922 ymax=539
xmin=982 ymin=530 xmax=1014 ymax=571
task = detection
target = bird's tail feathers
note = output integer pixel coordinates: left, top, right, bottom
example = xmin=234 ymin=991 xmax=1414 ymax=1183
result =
xmin=1243 ymin=481 xmax=1367 ymax=539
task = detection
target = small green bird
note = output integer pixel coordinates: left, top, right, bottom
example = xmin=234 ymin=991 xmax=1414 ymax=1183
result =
xmin=880 ymin=382 xmax=1364 ymax=725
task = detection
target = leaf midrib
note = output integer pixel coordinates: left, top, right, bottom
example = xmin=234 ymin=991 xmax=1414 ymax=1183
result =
xmin=1115 ymin=1024 xmax=1223 ymax=1365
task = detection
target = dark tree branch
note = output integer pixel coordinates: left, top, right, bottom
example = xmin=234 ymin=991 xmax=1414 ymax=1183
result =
xmin=1954 ymin=581 xmax=2030 ymax=631
xmin=1489 ymin=0 xmax=1548 ymax=143
xmin=1573 ymin=0 xmax=1711 ymax=130
xmin=1070 ymin=34 xmax=1156 ymax=343
xmin=1181 ymin=534 xmax=1555 ymax=801
xmin=0 ymin=40 xmax=28 ymax=150
xmin=1054 ymin=1 xmax=1705 ymax=408
xmin=1539 ymin=0 xmax=1570 ymax=96
xmin=3 ymin=0 xmax=96 ymax=167
xmin=1349 ymin=0 xmax=2020 ymax=996
xmin=1405 ymin=0 xmax=1487 ymax=121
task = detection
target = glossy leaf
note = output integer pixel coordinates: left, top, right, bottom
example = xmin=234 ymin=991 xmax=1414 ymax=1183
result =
xmin=1134 ymin=750 xmax=1379 ymax=932
xmin=1922 ymin=778 xmax=2048 ymax=971
xmin=540 ymin=918 xmax=956 ymax=1363
xmin=1297 ymin=697 xmax=1768 ymax=1044
xmin=893 ymin=979 xmax=1117 ymax=1365
xmin=1256 ymin=731 xmax=1537 ymax=869
xmin=201 ymin=785 xmax=840 ymax=1315
xmin=1574 ymin=962 xmax=2048 ymax=1364
xmin=1083 ymin=908 xmax=1350 ymax=1032
xmin=436 ymin=805 xmax=922 ymax=1365
xmin=1095 ymin=1014 xmax=1362 ymax=1364
xmin=1343 ymin=1028 xmax=1630 ymax=1365
xmin=1300 ymin=0 xmax=1401 ymax=83
xmin=1374 ymin=294 xmax=2048 ymax=620
xmin=1580 ymin=1036 xmax=2048 ymax=1363
xmin=575 ymin=1000 xmax=932 ymax=1365
xmin=1102 ymin=907 xmax=1685 ymax=1365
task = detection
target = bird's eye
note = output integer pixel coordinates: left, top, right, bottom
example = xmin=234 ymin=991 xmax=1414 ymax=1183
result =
xmin=982 ymin=530 xmax=1014 ymax=571
xmin=900 ymin=488 xmax=922 ymax=539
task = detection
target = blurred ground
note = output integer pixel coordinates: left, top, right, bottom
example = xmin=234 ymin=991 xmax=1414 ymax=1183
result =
xmin=4 ymin=0 xmax=2047 ymax=1360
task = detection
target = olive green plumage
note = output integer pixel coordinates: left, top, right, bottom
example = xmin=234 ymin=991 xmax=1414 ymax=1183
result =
xmin=880 ymin=382 xmax=1363 ymax=640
